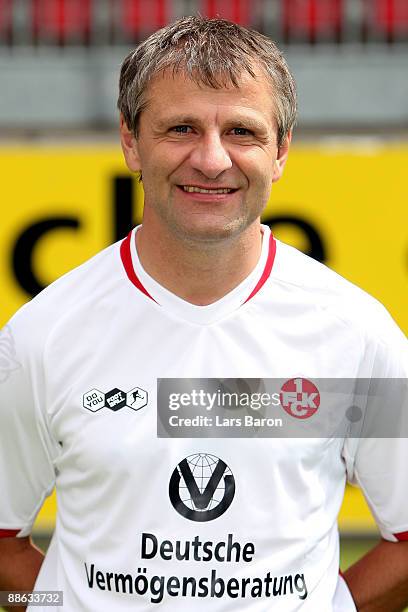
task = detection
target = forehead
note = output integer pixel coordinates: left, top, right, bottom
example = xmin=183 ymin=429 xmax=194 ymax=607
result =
xmin=142 ymin=67 xmax=276 ymax=125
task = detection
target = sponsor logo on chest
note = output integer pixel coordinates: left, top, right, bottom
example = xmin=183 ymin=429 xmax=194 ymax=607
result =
xmin=82 ymin=385 xmax=148 ymax=413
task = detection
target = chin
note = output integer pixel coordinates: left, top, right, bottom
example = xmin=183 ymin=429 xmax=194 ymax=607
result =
xmin=173 ymin=218 xmax=250 ymax=244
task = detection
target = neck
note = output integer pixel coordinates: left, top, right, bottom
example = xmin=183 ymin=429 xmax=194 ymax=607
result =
xmin=135 ymin=219 xmax=263 ymax=306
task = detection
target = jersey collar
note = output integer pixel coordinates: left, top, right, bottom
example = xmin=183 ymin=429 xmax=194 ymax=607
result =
xmin=120 ymin=224 xmax=276 ymax=324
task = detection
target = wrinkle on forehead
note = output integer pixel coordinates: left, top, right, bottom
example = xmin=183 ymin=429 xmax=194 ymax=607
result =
xmin=154 ymin=57 xmax=261 ymax=90
xmin=144 ymin=63 xmax=274 ymax=105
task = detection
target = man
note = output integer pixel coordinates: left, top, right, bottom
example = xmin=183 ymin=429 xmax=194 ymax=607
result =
xmin=0 ymin=15 xmax=407 ymax=612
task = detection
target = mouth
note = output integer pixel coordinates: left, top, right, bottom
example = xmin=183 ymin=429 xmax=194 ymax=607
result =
xmin=178 ymin=185 xmax=238 ymax=195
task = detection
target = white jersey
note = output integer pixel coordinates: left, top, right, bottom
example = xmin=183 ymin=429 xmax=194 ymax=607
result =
xmin=0 ymin=224 xmax=407 ymax=611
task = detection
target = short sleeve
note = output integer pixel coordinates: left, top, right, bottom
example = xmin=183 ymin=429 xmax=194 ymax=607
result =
xmin=0 ymin=315 xmax=57 ymax=538
xmin=343 ymin=306 xmax=408 ymax=542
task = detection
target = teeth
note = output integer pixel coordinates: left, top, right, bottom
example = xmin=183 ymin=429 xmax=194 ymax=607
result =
xmin=182 ymin=186 xmax=232 ymax=194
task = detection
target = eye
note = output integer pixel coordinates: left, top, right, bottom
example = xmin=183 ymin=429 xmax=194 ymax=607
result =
xmin=231 ymin=127 xmax=253 ymax=136
xmin=171 ymin=125 xmax=193 ymax=134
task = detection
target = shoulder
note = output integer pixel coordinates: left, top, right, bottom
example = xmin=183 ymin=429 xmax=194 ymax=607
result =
xmin=6 ymin=240 xmax=125 ymax=353
xmin=271 ymin=239 xmax=404 ymax=346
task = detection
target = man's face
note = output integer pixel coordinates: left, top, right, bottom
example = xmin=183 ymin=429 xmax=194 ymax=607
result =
xmin=121 ymin=68 xmax=290 ymax=242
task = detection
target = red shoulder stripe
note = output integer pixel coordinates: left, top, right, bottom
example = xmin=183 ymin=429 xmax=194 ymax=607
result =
xmin=120 ymin=231 xmax=158 ymax=304
xmin=243 ymin=232 xmax=276 ymax=304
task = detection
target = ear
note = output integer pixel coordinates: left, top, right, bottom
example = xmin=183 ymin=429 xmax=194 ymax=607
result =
xmin=119 ymin=114 xmax=142 ymax=173
xmin=272 ymin=131 xmax=292 ymax=183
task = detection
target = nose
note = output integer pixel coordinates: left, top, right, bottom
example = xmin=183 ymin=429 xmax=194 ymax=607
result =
xmin=189 ymin=133 xmax=232 ymax=179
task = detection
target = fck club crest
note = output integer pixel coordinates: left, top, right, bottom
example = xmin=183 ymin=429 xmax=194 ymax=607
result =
xmin=280 ymin=378 xmax=320 ymax=419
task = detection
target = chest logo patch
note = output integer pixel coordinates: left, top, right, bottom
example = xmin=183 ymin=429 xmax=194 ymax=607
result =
xmin=280 ymin=378 xmax=320 ymax=419
xmin=83 ymin=386 xmax=148 ymax=413
xmin=169 ymin=453 xmax=235 ymax=522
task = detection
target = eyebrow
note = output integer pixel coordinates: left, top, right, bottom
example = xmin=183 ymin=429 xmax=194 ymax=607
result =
xmin=155 ymin=115 xmax=199 ymax=129
xmin=224 ymin=118 xmax=269 ymax=133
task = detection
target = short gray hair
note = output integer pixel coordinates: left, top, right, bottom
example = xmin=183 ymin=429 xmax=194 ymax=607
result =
xmin=118 ymin=16 xmax=297 ymax=146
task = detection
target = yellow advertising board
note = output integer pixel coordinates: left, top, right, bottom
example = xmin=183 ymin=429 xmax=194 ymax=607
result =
xmin=0 ymin=142 xmax=406 ymax=535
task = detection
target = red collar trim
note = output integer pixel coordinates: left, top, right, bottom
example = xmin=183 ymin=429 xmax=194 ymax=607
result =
xmin=120 ymin=231 xmax=158 ymax=304
xmin=120 ymin=229 xmax=276 ymax=306
xmin=242 ymin=231 xmax=276 ymax=304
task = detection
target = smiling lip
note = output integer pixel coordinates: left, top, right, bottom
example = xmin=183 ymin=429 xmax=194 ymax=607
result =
xmin=176 ymin=185 xmax=238 ymax=201
xmin=177 ymin=185 xmax=238 ymax=195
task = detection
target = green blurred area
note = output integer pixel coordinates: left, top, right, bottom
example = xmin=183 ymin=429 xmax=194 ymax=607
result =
xmin=340 ymin=536 xmax=378 ymax=571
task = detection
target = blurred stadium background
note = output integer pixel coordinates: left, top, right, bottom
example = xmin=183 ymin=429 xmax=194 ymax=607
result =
xmin=0 ymin=0 xmax=407 ymax=586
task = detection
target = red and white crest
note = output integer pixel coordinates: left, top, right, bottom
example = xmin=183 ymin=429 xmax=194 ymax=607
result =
xmin=280 ymin=378 xmax=320 ymax=419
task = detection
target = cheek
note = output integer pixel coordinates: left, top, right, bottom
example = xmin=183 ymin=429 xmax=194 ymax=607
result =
xmin=237 ymin=150 xmax=275 ymax=184
xmin=147 ymin=143 xmax=189 ymax=173
xmin=141 ymin=158 xmax=170 ymax=190
xmin=247 ymin=164 xmax=274 ymax=196
xmin=140 ymin=157 xmax=178 ymax=204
